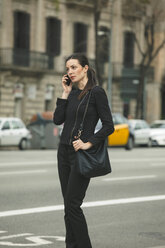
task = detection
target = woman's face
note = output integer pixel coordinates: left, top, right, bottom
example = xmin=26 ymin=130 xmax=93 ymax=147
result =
xmin=66 ymin=59 xmax=88 ymax=83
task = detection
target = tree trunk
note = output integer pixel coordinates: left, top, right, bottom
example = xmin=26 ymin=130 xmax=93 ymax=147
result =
xmin=136 ymin=67 xmax=145 ymax=119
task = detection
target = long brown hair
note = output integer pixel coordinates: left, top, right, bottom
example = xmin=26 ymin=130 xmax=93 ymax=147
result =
xmin=65 ymin=53 xmax=97 ymax=99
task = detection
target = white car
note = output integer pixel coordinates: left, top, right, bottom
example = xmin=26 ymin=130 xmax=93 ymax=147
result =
xmin=151 ymin=133 xmax=165 ymax=146
xmin=150 ymin=120 xmax=165 ymax=146
xmin=128 ymin=119 xmax=151 ymax=147
xmin=0 ymin=117 xmax=32 ymax=150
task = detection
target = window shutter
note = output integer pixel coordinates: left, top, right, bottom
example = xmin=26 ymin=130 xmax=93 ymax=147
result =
xmin=46 ymin=17 xmax=61 ymax=56
xmin=14 ymin=11 xmax=30 ymax=50
xmin=13 ymin=11 xmax=30 ymax=66
xmin=74 ymin=22 xmax=88 ymax=53
xmin=123 ymin=32 xmax=134 ymax=67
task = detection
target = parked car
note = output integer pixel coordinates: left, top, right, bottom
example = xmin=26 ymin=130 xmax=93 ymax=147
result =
xmin=150 ymin=120 xmax=165 ymax=146
xmin=150 ymin=133 xmax=165 ymax=146
xmin=128 ymin=119 xmax=151 ymax=147
xmin=0 ymin=117 xmax=32 ymax=150
xmin=95 ymin=113 xmax=134 ymax=150
xmin=150 ymin=120 xmax=165 ymax=129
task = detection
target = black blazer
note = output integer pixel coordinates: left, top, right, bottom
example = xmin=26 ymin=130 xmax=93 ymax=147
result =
xmin=53 ymin=86 xmax=114 ymax=146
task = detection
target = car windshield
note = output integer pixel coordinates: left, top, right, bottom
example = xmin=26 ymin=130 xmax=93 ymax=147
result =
xmin=150 ymin=123 xmax=165 ymax=128
xmin=142 ymin=121 xmax=150 ymax=129
xmin=112 ymin=114 xmax=127 ymax=125
xmin=11 ymin=120 xmax=24 ymax=129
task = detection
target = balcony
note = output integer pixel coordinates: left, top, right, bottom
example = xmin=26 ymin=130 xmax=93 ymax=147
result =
xmin=121 ymin=65 xmax=154 ymax=99
xmin=122 ymin=0 xmax=147 ymax=19
xmin=0 ymin=48 xmax=55 ymax=72
xmin=65 ymin=0 xmax=94 ymax=10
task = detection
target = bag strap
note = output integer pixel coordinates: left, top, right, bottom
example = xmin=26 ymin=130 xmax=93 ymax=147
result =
xmin=76 ymin=89 xmax=92 ymax=139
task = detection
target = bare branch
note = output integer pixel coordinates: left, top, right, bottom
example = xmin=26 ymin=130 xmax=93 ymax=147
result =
xmin=141 ymin=38 xmax=165 ymax=72
xmin=151 ymin=38 xmax=165 ymax=62
xmin=150 ymin=18 xmax=154 ymax=51
xmin=144 ymin=24 xmax=151 ymax=51
xmin=134 ymin=34 xmax=145 ymax=56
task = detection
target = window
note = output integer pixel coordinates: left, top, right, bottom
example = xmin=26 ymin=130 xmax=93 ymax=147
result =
xmin=141 ymin=121 xmax=149 ymax=129
xmin=46 ymin=17 xmax=61 ymax=56
xmin=123 ymin=102 xmax=130 ymax=118
xmin=112 ymin=114 xmax=127 ymax=125
xmin=135 ymin=123 xmax=142 ymax=130
xmin=13 ymin=11 xmax=30 ymax=66
xmin=123 ymin=32 xmax=134 ymax=67
xmin=150 ymin=123 xmax=162 ymax=128
xmin=11 ymin=120 xmax=24 ymax=129
xmin=46 ymin=17 xmax=61 ymax=69
xmin=74 ymin=22 xmax=88 ymax=53
xmin=2 ymin=121 xmax=10 ymax=130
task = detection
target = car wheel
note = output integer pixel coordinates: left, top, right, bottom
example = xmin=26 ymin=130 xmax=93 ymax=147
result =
xmin=152 ymin=140 xmax=159 ymax=147
xmin=125 ymin=136 xmax=134 ymax=150
xmin=19 ymin=138 xmax=28 ymax=150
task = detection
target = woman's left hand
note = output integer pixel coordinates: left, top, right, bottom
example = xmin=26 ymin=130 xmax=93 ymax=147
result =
xmin=72 ymin=139 xmax=92 ymax=151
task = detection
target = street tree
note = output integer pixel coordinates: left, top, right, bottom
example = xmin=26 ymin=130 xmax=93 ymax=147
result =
xmin=123 ymin=0 xmax=165 ymax=118
xmin=93 ymin=0 xmax=110 ymax=86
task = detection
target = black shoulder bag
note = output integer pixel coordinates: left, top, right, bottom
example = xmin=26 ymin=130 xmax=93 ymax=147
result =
xmin=76 ymin=90 xmax=112 ymax=178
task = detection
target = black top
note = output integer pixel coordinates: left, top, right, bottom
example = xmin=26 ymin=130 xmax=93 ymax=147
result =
xmin=53 ymin=86 xmax=114 ymax=146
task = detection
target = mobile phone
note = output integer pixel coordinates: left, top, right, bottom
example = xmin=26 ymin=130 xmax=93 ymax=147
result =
xmin=66 ymin=75 xmax=71 ymax=86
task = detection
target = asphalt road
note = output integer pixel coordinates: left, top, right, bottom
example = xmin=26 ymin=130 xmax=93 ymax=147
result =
xmin=0 ymin=147 xmax=165 ymax=248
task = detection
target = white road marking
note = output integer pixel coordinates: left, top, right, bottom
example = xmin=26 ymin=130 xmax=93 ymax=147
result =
xmin=0 ymin=195 xmax=165 ymax=218
xmin=0 ymin=232 xmax=65 ymax=246
xmin=82 ymin=195 xmax=165 ymax=207
xmin=0 ymin=205 xmax=64 ymax=218
xmin=103 ymin=175 xmax=156 ymax=181
xmin=0 ymin=170 xmax=47 ymax=176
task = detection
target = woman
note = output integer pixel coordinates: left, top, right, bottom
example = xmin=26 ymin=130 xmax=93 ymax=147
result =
xmin=53 ymin=53 xmax=114 ymax=248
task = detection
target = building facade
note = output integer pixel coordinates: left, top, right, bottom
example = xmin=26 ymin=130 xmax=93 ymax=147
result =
xmin=0 ymin=0 xmax=164 ymax=124
xmin=0 ymin=0 xmax=95 ymax=123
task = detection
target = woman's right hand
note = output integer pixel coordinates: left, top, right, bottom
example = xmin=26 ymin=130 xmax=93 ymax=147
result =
xmin=62 ymin=75 xmax=72 ymax=96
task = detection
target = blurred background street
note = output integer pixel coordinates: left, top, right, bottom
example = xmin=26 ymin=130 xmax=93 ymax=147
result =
xmin=0 ymin=147 xmax=165 ymax=248
xmin=1 ymin=0 xmax=165 ymax=247
xmin=1 ymin=0 xmax=165 ymax=151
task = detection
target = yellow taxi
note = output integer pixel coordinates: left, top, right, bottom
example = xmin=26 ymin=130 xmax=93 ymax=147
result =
xmin=108 ymin=113 xmax=134 ymax=150
xmin=95 ymin=113 xmax=134 ymax=150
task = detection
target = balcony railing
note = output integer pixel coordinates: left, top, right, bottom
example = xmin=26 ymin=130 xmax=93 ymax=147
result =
xmin=66 ymin=0 xmax=94 ymax=10
xmin=121 ymin=65 xmax=154 ymax=99
xmin=0 ymin=48 xmax=55 ymax=70
xmin=122 ymin=0 xmax=147 ymax=19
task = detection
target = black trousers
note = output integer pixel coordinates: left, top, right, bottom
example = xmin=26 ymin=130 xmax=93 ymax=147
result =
xmin=57 ymin=143 xmax=92 ymax=248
